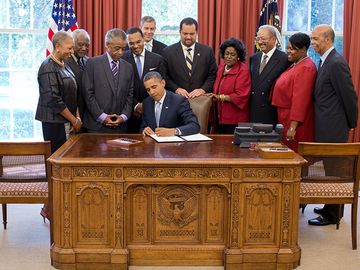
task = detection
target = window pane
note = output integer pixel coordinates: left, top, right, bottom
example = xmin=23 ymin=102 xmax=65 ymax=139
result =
xmin=10 ymin=71 xmax=39 ymax=106
xmin=154 ymin=34 xmax=179 ymax=46
xmin=334 ymin=36 xmax=343 ymax=54
xmin=33 ymin=0 xmax=52 ymax=29
xmin=0 ymin=34 xmax=9 ymax=68
xmin=10 ymin=33 xmax=33 ymax=68
xmin=311 ymin=0 xmax=332 ymax=29
xmin=335 ymin=0 xmax=344 ymax=31
xmin=142 ymin=0 xmax=197 ymax=45
xmin=10 ymin=0 xmax=31 ymax=29
xmin=13 ymin=109 xmax=34 ymax=139
xmin=287 ymin=0 xmax=309 ymax=31
xmin=0 ymin=0 xmax=7 ymax=28
xmin=34 ymin=34 xmax=48 ymax=63
xmin=0 ymin=109 xmax=10 ymax=140
xmin=0 ymin=72 xmax=10 ymax=88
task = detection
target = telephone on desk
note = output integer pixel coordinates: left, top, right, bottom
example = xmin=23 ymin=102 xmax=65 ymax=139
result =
xmin=233 ymin=123 xmax=284 ymax=148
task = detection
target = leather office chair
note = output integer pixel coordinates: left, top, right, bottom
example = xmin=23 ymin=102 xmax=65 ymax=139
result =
xmin=0 ymin=141 xmax=51 ymax=230
xmin=188 ymin=95 xmax=212 ymax=134
xmin=298 ymin=142 xmax=360 ymax=250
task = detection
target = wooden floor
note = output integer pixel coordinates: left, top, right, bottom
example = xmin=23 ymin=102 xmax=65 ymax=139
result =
xmin=0 ymin=203 xmax=360 ymax=270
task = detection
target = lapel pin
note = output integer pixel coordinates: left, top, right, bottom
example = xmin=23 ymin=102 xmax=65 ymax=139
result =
xmin=197 ymin=53 xmax=200 ymax=56
xmin=165 ymin=106 xmax=169 ymax=109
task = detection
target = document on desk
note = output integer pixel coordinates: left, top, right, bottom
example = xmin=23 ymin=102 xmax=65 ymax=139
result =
xmin=180 ymin=133 xmax=213 ymax=142
xmin=150 ymin=134 xmax=185 ymax=143
xmin=150 ymin=133 xmax=212 ymax=143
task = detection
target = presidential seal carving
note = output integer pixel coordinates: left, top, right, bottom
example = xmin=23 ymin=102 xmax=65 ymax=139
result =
xmin=157 ymin=186 xmax=198 ymax=228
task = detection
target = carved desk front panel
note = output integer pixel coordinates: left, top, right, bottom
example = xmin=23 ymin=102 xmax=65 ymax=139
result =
xmin=49 ymin=134 xmax=303 ymax=270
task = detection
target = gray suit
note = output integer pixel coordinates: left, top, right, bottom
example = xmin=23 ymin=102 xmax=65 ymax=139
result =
xmin=82 ymin=53 xmax=134 ymax=133
xmin=314 ymin=48 xmax=358 ymax=142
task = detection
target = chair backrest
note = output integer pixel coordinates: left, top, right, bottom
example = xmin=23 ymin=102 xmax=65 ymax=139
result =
xmin=0 ymin=141 xmax=51 ymax=183
xmin=298 ymin=142 xmax=360 ymax=198
xmin=188 ymin=95 xmax=212 ymax=134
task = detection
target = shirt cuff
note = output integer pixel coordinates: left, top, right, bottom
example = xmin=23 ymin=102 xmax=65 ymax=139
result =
xmin=175 ymin=128 xmax=182 ymax=136
xmin=97 ymin=113 xmax=107 ymax=124
xmin=120 ymin=114 xmax=128 ymax=122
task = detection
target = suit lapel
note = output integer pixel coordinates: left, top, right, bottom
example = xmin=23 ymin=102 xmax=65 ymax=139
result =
xmin=254 ymin=50 xmax=280 ymax=89
xmin=102 ymin=54 xmax=116 ymax=95
xmin=175 ymin=42 xmax=191 ymax=79
xmin=251 ymin=54 xmax=261 ymax=85
xmin=159 ymin=91 xmax=170 ymax=127
xmin=143 ymin=50 xmax=151 ymax=80
xmin=192 ymin=43 xmax=200 ymax=73
xmin=315 ymin=49 xmax=336 ymax=93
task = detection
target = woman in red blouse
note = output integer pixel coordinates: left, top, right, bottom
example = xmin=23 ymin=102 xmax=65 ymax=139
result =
xmin=210 ymin=38 xmax=251 ymax=134
xmin=272 ymin=33 xmax=317 ymax=151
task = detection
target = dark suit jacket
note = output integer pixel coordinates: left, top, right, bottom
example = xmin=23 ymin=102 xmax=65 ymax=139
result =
xmin=65 ymin=56 xmax=88 ymax=119
xmin=122 ymin=49 xmax=165 ymax=133
xmin=141 ymin=90 xmax=200 ymax=135
xmin=162 ymin=42 xmax=217 ymax=93
xmin=152 ymin=39 xmax=167 ymax=56
xmin=122 ymin=50 xmax=164 ymax=105
xmin=314 ymin=49 xmax=358 ymax=142
xmin=82 ymin=53 xmax=134 ymax=133
xmin=249 ymin=49 xmax=291 ymax=125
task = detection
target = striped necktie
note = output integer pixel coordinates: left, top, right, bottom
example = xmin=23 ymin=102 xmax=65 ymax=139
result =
xmin=111 ymin=60 xmax=118 ymax=76
xmin=185 ymin=48 xmax=193 ymax=76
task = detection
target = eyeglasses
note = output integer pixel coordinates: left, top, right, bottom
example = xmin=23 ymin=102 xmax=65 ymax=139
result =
xmin=255 ymin=36 xmax=269 ymax=42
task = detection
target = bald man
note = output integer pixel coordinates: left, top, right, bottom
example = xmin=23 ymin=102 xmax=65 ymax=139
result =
xmin=308 ymin=24 xmax=358 ymax=226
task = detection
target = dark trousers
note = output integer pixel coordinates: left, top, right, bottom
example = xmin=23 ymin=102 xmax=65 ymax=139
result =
xmin=218 ymin=124 xmax=237 ymax=134
xmin=42 ymin=122 xmax=66 ymax=154
xmin=321 ymin=157 xmax=351 ymax=222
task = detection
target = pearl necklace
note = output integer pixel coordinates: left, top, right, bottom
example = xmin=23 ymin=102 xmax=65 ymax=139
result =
xmin=50 ymin=53 xmax=65 ymax=68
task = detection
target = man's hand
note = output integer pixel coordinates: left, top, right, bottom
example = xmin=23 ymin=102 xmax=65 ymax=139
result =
xmin=175 ymin=88 xmax=189 ymax=98
xmin=189 ymin=88 xmax=206 ymax=98
xmin=155 ymin=128 xmax=176 ymax=136
xmin=143 ymin=127 xmax=155 ymax=136
xmin=104 ymin=114 xmax=124 ymax=127
xmin=70 ymin=117 xmax=82 ymax=133
xmin=133 ymin=103 xmax=143 ymax=118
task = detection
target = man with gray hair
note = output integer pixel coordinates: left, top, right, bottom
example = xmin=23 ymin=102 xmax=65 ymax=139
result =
xmin=249 ymin=24 xmax=291 ymax=125
xmin=65 ymin=29 xmax=90 ymax=124
xmin=82 ymin=28 xmax=134 ymax=133
xmin=140 ymin=16 xmax=167 ymax=56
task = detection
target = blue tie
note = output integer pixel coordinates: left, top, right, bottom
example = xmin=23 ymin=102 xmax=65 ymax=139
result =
xmin=155 ymin=101 xmax=161 ymax=127
xmin=136 ymin=55 xmax=142 ymax=78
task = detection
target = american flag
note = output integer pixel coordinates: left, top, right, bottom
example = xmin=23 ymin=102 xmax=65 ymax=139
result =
xmin=46 ymin=0 xmax=78 ymax=56
xmin=255 ymin=0 xmax=281 ymax=52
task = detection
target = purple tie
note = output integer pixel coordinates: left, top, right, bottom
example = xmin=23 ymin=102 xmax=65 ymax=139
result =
xmin=111 ymin=60 xmax=118 ymax=76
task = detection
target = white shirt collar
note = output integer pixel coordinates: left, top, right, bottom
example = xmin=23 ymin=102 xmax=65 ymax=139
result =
xmin=145 ymin=39 xmax=154 ymax=47
xmin=262 ymin=46 xmax=277 ymax=61
xmin=181 ymin=42 xmax=196 ymax=52
xmin=320 ymin=46 xmax=334 ymax=64
xmin=157 ymin=90 xmax=166 ymax=105
xmin=132 ymin=48 xmax=146 ymax=59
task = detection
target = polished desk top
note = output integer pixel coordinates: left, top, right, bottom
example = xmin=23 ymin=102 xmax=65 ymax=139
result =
xmin=49 ymin=134 xmax=304 ymax=166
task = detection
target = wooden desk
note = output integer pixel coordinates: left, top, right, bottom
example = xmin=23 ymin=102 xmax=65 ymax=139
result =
xmin=49 ymin=134 xmax=304 ymax=270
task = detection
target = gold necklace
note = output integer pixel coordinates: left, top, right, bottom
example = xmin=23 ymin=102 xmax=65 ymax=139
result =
xmin=294 ymin=56 xmax=309 ymax=66
xmin=50 ymin=53 xmax=65 ymax=67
